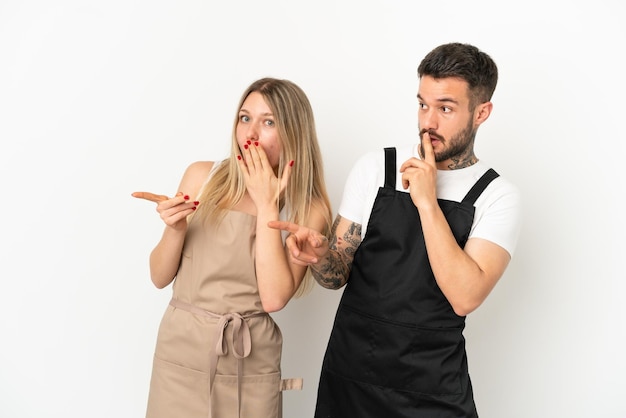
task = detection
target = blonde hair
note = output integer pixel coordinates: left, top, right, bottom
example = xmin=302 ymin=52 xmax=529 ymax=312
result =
xmin=195 ymin=77 xmax=332 ymax=297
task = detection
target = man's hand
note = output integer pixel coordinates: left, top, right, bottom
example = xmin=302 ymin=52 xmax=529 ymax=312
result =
xmin=399 ymin=132 xmax=438 ymax=210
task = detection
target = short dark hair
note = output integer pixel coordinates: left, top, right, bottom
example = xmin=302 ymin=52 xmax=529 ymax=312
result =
xmin=417 ymin=43 xmax=498 ymax=108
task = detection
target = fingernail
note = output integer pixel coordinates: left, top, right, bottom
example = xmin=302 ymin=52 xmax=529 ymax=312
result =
xmin=247 ymin=140 xmax=251 ymax=145
xmin=184 ymin=195 xmax=190 ymax=200
xmin=244 ymin=144 xmax=248 ymax=149
xmin=237 ymin=155 xmax=242 ymax=160
xmin=191 ymin=206 xmax=196 ymax=210
xmin=254 ymin=141 xmax=259 ymax=146
xmin=289 ymin=160 xmax=294 ymax=167
xmin=193 ymin=201 xmax=199 ymax=205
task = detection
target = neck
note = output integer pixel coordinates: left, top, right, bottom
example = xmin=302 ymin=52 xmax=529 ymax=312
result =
xmin=440 ymin=151 xmax=478 ymax=170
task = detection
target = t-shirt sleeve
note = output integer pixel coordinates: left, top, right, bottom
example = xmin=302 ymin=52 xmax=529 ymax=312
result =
xmin=471 ymin=178 xmax=523 ymax=257
xmin=337 ymin=151 xmax=380 ymax=225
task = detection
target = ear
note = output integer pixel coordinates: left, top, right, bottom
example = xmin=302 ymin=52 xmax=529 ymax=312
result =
xmin=474 ymin=101 xmax=493 ymax=127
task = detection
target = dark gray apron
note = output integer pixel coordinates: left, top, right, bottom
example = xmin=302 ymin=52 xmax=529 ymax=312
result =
xmin=315 ymin=147 xmax=499 ymax=418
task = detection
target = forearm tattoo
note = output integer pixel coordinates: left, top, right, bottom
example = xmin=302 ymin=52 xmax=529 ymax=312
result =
xmin=311 ymin=216 xmax=362 ymax=289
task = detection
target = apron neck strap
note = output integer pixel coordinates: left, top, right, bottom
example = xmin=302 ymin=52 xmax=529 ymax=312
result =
xmin=384 ymin=147 xmax=397 ymax=188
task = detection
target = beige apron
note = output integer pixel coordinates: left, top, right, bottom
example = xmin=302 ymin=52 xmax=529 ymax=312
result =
xmin=146 ymin=210 xmax=301 ymax=418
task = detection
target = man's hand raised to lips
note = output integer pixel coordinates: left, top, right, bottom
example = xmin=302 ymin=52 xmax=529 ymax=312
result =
xmin=399 ymin=132 xmax=438 ymax=211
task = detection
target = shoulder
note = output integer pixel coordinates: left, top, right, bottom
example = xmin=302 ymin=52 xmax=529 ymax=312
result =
xmin=462 ymin=163 xmax=522 ymax=210
xmin=343 ymin=149 xmax=384 ymax=192
xmin=348 ymin=144 xmax=416 ymax=191
xmin=477 ymin=170 xmax=522 ymax=227
xmin=353 ymin=148 xmax=383 ymax=167
xmin=183 ymin=161 xmax=215 ymax=177
xmin=352 ymin=144 xmax=415 ymax=165
xmin=179 ymin=161 xmax=218 ymax=198
xmin=339 ymin=147 xmax=389 ymax=224
xmin=481 ymin=167 xmax=522 ymax=205
xmin=349 ymin=146 xmax=398 ymax=180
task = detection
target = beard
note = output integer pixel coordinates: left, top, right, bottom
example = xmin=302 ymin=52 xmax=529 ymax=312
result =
xmin=420 ymin=118 xmax=477 ymax=163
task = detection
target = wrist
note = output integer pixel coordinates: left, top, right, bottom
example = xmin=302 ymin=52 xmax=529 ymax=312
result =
xmin=255 ymin=204 xmax=280 ymax=219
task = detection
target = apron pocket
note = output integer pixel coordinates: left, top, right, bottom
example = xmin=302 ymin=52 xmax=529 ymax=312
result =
xmin=212 ymin=372 xmax=282 ymax=418
xmin=325 ymin=305 xmax=465 ymax=396
xmin=147 ymin=356 xmax=208 ymax=418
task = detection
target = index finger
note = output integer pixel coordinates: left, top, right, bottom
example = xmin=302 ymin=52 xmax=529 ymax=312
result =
xmin=267 ymin=220 xmax=299 ymax=234
xmin=420 ymin=132 xmax=436 ymax=166
xmin=131 ymin=191 xmax=169 ymax=203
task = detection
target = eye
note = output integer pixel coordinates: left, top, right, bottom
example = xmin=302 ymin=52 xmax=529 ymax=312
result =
xmin=239 ymin=115 xmax=250 ymax=122
xmin=418 ymin=102 xmax=427 ymax=110
xmin=441 ymin=106 xmax=452 ymax=113
xmin=265 ymin=119 xmax=275 ymax=127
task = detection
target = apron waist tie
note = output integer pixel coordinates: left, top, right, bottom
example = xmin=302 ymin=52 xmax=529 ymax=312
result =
xmin=169 ymin=298 xmax=267 ymax=418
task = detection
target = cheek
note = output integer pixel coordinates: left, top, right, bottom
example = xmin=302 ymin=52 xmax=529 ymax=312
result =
xmin=261 ymin=137 xmax=281 ymax=166
xmin=265 ymin=147 xmax=280 ymax=167
xmin=235 ymin=126 xmax=246 ymax=147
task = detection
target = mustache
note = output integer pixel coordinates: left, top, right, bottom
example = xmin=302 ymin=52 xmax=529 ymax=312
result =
xmin=420 ymin=129 xmax=443 ymax=141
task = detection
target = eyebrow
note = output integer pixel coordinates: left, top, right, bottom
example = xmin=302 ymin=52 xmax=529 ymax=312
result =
xmin=417 ymin=93 xmax=460 ymax=106
xmin=238 ymin=109 xmax=274 ymax=117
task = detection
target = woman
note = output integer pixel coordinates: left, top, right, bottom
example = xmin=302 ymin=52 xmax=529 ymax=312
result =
xmin=132 ymin=77 xmax=332 ymax=418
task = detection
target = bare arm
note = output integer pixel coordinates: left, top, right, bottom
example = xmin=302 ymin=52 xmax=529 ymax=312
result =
xmin=418 ymin=205 xmax=510 ymax=316
xmin=268 ymin=215 xmax=362 ymax=290
xmin=400 ymin=133 xmax=510 ymax=316
xmin=239 ymin=142 xmax=334 ymax=312
xmin=256 ymin=201 xmax=330 ymax=312
xmin=133 ymin=161 xmax=213 ymax=289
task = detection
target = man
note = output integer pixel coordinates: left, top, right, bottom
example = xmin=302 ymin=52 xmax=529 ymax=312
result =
xmin=270 ymin=42 xmax=522 ymax=417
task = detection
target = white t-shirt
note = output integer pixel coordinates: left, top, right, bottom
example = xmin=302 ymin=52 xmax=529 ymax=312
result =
xmin=338 ymin=143 xmax=523 ymax=256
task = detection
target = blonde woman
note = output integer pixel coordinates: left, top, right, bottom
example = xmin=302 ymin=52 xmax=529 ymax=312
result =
xmin=132 ymin=77 xmax=332 ymax=418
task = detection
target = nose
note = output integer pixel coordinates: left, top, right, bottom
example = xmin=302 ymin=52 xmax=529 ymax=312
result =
xmin=419 ymin=108 xmax=437 ymax=131
xmin=246 ymin=123 xmax=259 ymax=140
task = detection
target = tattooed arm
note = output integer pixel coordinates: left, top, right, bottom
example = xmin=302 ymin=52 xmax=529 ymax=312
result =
xmin=267 ymin=214 xmax=363 ymax=290
xmin=310 ymin=215 xmax=362 ymax=289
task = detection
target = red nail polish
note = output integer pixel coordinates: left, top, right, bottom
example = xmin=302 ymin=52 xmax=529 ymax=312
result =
xmin=254 ymin=141 xmax=259 ymax=146
xmin=191 ymin=206 xmax=196 ymax=210
xmin=184 ymin=195 xmax=190 ymax=200
xmin=237 ymin=155 xmax=242 ymax=160
xmin=289 ymin=160 xmax=294 ymax=167
xmin=193 ymin=201 xmax=199 ymax=205
xmin=244 ymin=144 xmax=248 ymax=149
xmin=247 ymin=140 xmax=251 ymax=145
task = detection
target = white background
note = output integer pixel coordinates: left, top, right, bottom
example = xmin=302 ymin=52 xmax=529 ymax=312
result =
xmin=1 ymin=1 xmax=624 ymax=417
